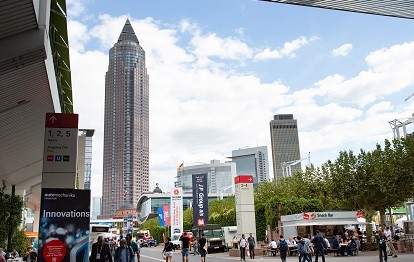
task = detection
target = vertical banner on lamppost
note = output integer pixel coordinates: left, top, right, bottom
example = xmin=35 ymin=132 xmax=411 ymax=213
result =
xmin=38 ymin=188 xmax=90 ymax=262
xmin=192 ymin=173 xmax=208 ymax=226
xmin=163 ymin=204 xmax=170 ymax=226
xmin=170 ymin=187 xmax=183 ymax=236
xmin=158 ymin=207 xmax=165 ymax=226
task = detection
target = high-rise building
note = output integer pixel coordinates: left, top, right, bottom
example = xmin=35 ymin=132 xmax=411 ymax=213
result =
xmin=101 ymin=20 xmax=149 ymax=218
xmin=77 ymin=129 xmax=94 ymax=189
xmin=230 ymin=146 xmax=269 ymax=186
xmin=270 ymin=114 xmax=301 ymax=182
xmin=175 ymin=160 xmax=236 ymax=194
xmin=91 ymin=196 xmax=102 ymax=220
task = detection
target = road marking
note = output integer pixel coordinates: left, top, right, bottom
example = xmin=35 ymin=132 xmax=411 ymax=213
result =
xmin=140 ymin=254 xmax=165 ymax=262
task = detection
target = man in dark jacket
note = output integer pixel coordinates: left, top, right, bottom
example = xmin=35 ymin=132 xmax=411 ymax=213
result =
xmin=90 ymin=236 xmax=113 ymax=262
xmin=377 ymin=229 xmax=388 ymax=262
xmin=311 ymin=231 xmax=326 ymax=262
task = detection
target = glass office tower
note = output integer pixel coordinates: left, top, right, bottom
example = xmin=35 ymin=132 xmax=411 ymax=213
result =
xmin=270 ymin=114 xmax=301 ymax=182
xmin=101 ymin=19 xmax=149 ymax=218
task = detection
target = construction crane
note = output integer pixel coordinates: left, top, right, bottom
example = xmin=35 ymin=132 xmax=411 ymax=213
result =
xmin=405 ymin=92 xmax=414 ymax=102
xmin=281 ymin=158 xmax=307 ymax=177
xmin=389 ymin=113 xmax=414 ymax=139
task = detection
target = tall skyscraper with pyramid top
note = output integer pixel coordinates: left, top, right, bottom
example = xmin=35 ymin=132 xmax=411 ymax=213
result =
xmin=100 ymin=19 xmax=149 ymax=218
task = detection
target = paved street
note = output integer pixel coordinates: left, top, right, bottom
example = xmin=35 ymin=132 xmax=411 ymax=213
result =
xmin=139 ymin=246 xmax=414 ymax=262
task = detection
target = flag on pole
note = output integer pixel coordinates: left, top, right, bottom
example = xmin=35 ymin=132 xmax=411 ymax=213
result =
xmin=177 ymin=162 xmax=184 ymax=171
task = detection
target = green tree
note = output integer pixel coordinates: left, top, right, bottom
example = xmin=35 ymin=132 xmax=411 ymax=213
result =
xmin=0 ymin=193 xmax=26 ymax=254
xmin=208 ymin=196 xmax=236 ymax=226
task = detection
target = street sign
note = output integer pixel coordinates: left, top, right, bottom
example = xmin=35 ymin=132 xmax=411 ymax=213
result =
xmin=43 ymin=113 xmax=78 ymax=173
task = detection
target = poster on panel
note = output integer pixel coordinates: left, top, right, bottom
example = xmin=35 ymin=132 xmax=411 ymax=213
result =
xmin=192 ymin=173 xmax=208 ymax=226
xmin=170 ymin=187 xmax=183 ymax=236
xmin=38 ymin=188 xmax=91 ymax=262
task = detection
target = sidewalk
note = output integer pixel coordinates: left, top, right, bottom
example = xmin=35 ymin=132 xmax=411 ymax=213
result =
xmin=210 ymin=250 xmax=414 ymax=262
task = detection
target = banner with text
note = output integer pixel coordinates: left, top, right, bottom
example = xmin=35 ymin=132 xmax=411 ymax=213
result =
xmin=170 ymin=187 xmax=183 ymax=236
xmin=38 ymin=188 xmax=90 ymax=262
xmin=163 ymin=204 xmax=170 ymax=226
xmin=192 ymin=173 xmax=208 ymax=226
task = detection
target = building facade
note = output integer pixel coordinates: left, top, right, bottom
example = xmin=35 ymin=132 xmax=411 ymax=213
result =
xmin=175 ymin=160 xmax=236 ymax=194
xmin=136 ymin=190 xmax=232 ymax=225
xmin=77 ymin=129 xmax=94 ymax=189
xmin=91 ymin=196 xmax=102 ymax=220
xmin=269 ymin=114 xmax=301 ymax=182
xmin=230 ymin=146 xmax=269 ymax=186
xmin=101 ymin=20 xmax=150 ymax=218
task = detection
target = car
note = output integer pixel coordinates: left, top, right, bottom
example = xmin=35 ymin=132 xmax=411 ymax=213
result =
xmin=140 ymin=237 xmax=158 ymax=247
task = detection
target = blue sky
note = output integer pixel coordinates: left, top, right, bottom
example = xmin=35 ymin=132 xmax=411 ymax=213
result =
xmin=66 ymin=0 xmax=414 ymax=196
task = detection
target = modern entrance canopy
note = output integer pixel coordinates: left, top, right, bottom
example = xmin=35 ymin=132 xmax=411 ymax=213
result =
xmin=260 ymin=0 xmax=414 ymax=20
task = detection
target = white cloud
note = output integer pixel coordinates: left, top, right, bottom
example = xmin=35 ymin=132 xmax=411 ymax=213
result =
xmin=67 ymin=14 xmax=414 ymax=196
xmin=254 ymin=36 xmax=318 ymax=61
xmin=67 ymin=20 xmax=90 ymax=52
xmin=66 ymin=0 xmax=87 ymax=18
xmin=332 ymin=43 xmax=353 ymax=57
xmin=303 ymin=42 xmax=414 ymax=108
xmin=189 ymin=33 xmax=254 ymax=63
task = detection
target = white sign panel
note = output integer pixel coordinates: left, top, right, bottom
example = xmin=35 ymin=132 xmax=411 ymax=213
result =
xmin=170 ymin=187 xmax=183 ymax=236
xmin=43 ymin=113 xmax=79 ymax=173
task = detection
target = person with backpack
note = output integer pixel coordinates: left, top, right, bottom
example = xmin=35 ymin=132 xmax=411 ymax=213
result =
xmin=247 ymin=233 xmax=255 ymax=259
xmin=311 ymin=231 xmax=326 ymax=262
xmin=114 ymin=238 xmax=135 ymax=262
xmin=277 ymin=235 xmax=288 ymax=262
xmin=126 ymin=233 xmax=140 ymax=262
xmin=297 ymin=236 xmax=309 ymax=262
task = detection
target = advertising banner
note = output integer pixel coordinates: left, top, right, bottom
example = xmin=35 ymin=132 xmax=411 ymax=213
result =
xmin=158 ymin=207 xmax=165 ymax=226
xmin=163 ymin=204 xmax=170 ymax=226
xmin=170 ymin=187 xmax=183 ymax=236
xmin=38 ymin=188 xmax=90 ymax=262
xmin=192 ymin=173 xmax=208 ymax=226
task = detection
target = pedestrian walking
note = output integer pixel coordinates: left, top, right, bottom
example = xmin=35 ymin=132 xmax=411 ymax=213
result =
xmin=180 ymin=232 xmax=191 ymax=262
xmin=377 ymin=229 xmax=388 ymax=262
xmin=385 ymin=227 xmax=398 ymax=258
xmin=239 ymin=234 xmax=247 ymax=261
xmin=277 ymin=235 xmax=288 ymax=262
xmin=162 ymin=237 xmax=175 ymax=262
xmin=199 ymin=234 xmax=207 ymax=262
xmin=114 ymin=238 xmax=135 ymax=262
xmin=90 ymin=235 xmax=113 ymax=262
xmin=126 ymin=233 xmax=140 ymax=262
xmin=247 ymin=233 xmax=255 ymax=259
xmin=311 ymin=231 xmax=326 ymax=262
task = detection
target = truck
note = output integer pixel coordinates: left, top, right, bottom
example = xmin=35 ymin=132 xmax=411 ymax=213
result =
xmin=192 ymin=224 xmax=227 ymax=253
xmin=221 ymin=226 xmax=237 ymax=249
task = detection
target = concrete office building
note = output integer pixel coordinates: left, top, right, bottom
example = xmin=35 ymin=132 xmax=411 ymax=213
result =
xmin=175 ymin=160 xmax=237 ymax=194
xmin=230 ymin=146 xmax=269 ymax=186
xmin=77 ymin=129 xmax=94 ymax=189
xmin=101 ymin=20 xmax=150 ymax=218
xmin=270 ymin=114 xmax=301 ymax=182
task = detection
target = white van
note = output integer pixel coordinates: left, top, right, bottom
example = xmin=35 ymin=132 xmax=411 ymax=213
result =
xmin=171 ymin=233 xmax=182 ymax=249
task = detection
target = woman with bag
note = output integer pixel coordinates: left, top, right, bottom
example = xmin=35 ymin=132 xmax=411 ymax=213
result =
xmin=162 ymin=237 xmax=175 ymax=262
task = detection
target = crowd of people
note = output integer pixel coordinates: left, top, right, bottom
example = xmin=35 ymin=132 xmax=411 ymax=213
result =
xmin=90 ymin=233 xmax=140 ymax=262
xmin=162 ymin=232 xmax=207 ymax=262
xmin=0 ymin=247 xmax=38 ymax=262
